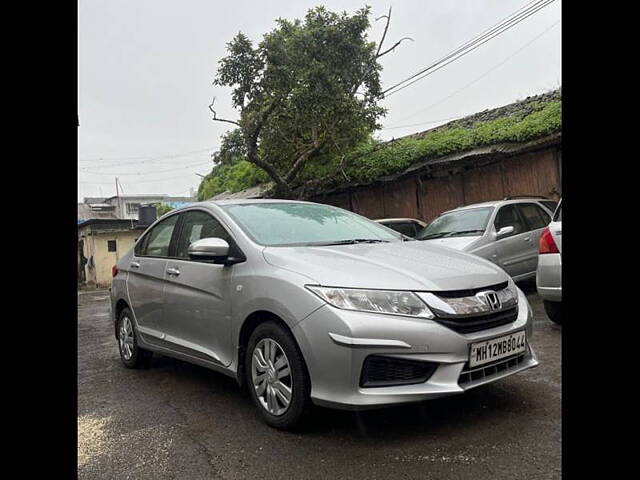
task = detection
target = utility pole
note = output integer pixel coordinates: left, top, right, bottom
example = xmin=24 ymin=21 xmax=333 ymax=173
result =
xmin=115 ymin=177 xmax=121 ymax=218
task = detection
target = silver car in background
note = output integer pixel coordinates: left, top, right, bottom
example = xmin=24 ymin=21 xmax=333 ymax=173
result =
xmin=536 ymin=200 xmax=562 ymax=324
xmin=111 ymin=200 xmax=538 ymax=429
xmin=416 ymin=197 xmax=557 ymax=282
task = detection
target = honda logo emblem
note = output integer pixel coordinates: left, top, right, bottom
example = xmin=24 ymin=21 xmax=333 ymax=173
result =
xmin=476 ymin=290 xmax=502 ymax=311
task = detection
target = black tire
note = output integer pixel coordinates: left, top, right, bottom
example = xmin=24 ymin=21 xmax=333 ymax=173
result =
xmin=544 ymin=300 xmax=562 ymax=325
xmin=245 ymin=321 xmax=311 ymax=430
xmin=117 ymin=307 xmax=153 ymax=368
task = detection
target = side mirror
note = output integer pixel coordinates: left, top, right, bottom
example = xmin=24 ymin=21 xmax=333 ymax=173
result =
xmin=496 ymin=226 xmax=515 ymax=239
xmin=188 ymin=238 xmax=230 ymax=263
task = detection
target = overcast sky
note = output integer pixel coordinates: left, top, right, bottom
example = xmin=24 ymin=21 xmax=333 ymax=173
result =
xmin=78 ymin=0 xmax=561 ymax=201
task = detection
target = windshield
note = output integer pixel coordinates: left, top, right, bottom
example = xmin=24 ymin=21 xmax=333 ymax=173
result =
xmin=416 ymin=207 xmax=493 ymax=240
xmin=222 ymin=203 xmax=402 ymax=246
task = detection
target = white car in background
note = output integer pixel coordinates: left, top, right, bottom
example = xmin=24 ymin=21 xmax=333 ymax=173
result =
xmin=536 ymin=200 xmax=562 ymax=324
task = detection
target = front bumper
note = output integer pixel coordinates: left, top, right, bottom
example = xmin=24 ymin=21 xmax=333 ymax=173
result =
xmin=292 ymin=288 xmax=538 ymax=410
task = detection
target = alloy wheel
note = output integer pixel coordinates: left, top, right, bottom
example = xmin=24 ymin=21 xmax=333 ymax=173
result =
xmin=119 ymin=316 xmax=135 ymax=360
xmin=251 ymin=338 xmax=292 ymax=416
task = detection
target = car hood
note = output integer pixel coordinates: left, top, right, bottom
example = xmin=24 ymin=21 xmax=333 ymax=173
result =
xmin=262 ymin=240 xmax=507 ymax=292
xmin=418 ymin=235 xmax=482 ymax=251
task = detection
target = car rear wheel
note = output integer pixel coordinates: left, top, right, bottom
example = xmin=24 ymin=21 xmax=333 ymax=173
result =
xmin=543 ymin=300 xmax=561 ymax=325
xmin=245 ymin=321 xmax=311 ymax=430
xmin=117 ymin=308 xmax=152 ymax=368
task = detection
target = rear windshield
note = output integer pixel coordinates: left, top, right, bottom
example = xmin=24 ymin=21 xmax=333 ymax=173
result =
xmin=384 ymin=222 xmax=419 ymax=237
xmin=540 ymin=200 xmax=558 ymax=214
xmin=553 ymin=202 xmax=562 ymax=222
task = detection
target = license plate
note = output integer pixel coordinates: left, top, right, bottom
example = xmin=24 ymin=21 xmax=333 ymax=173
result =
xmin=469 ymin=331 xmax=526 ymax=368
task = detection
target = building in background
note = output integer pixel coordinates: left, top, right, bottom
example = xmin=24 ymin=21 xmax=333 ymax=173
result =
xmin=78 ymin=203 xmax=160 ymax=289
xmin=78 ymin=219 xmax=146 ymax=288
xmin=78 ymin=193 xmax=195 ymax=222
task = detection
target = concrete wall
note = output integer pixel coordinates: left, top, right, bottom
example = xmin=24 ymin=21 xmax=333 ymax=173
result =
xmin=312 ymin=145 xmax=561 ymax=224
xmin=80 ymin=229 xmax=141 ymax=288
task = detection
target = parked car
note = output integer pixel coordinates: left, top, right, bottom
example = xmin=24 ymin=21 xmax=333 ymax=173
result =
xmin=374 ymin=218 xmax=427 ymax=238
xmin=111 ymin=200 xmax=538 ymax=429
xmin=415 ymin=197 xmax=556 ymax=282
xmin=536 ymin=200 xmax=562 ymax=324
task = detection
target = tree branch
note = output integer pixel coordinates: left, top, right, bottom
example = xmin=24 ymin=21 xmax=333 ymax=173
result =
xmin=284 ymin=143 xmax=323 ymax=184
xmin=374 ymin=7 xmax=392 ymax=58
xmin=208 ymin=97 xmax=241 ymax=127
xmin=247 ymin=152 xmax=288 ymax=190
xmin=376 ymin=37 xmax=413 ymax=58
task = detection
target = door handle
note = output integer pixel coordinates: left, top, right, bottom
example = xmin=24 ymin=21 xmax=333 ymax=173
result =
xmin=166 ymin=267 xmax=180 ymax=276
xmin=523 ymin=237 xmax=531 ymax=242
xmin=130 ymin=261 xmax=140 ymax=269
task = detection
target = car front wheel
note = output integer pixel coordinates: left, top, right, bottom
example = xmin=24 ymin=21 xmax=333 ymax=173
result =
xmin=245 ymin=321 xmax=311 ymax=430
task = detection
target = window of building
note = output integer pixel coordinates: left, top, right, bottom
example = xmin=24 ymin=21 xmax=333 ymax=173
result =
xmin=126 ymin=203 xmax=141 ymax=214
xmin=107 ymin=240 xmax=117 ymax=252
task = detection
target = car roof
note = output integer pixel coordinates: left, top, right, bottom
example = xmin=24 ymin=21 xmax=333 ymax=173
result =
xmin=206 ymin=198 xmax=314 ymax=206
xmin=374 ymin=218 xmax=425 ymax=223
xmin=440 ymin=198 xmax=555 ymax=215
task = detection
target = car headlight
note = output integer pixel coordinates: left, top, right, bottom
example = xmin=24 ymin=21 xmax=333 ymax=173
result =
xmin=305 ymin=286 xmax=435 ymax=319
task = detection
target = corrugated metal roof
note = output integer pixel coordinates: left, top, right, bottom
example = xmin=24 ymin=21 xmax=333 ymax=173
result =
xmin=208 ymin=184 xmax=271 ymax=201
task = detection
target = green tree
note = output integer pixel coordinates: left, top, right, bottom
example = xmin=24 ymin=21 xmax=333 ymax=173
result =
xmin=155 ymin=203 xmax=175 ymax=217
xmin=209 ymin=6 xmax=408 ymax=198
xmin=197 ymin=129 xmax=268 ymax=200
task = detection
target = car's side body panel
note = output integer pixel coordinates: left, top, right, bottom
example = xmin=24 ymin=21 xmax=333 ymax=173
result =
xmin=161 ymin=259 xmax=234 ymax=366
xmin=126 ymin=256 xmax=169 ymax=332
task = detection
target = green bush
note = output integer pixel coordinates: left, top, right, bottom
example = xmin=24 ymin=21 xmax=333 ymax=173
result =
xmin=197 ymin=160 xmax=269 ymax=200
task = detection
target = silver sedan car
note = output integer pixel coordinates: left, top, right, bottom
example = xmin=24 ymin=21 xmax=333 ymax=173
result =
xmin=111 ymin=200 xmax=538 ymax=429
xmin=416 ymin=198 xmax=557 ymax=282
xmin=536 ymin=200 xmax=561 ymax=324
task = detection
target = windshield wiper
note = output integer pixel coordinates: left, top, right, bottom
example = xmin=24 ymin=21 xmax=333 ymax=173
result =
xmin=313 ymin=238 xmax=390 ymax=246
xmin=417 ymin=232 xmax=452 ymax=240
xmin=443 ymin=229 xmax=484 ymax=237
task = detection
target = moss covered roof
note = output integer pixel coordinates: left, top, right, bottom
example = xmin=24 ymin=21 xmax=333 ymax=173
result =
xmin=203 ymin=88 xmax=562 ymax=200
xmin=304 ymin=88 xmax=561 ymax=195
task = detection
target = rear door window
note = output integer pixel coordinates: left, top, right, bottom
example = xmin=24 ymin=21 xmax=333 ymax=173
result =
xmin=494 ymin=205 xmax=525 ymax=238
xmin=135 ymin=214 xmax=179 ymax=257
xmin=516 ymin=203 xmax=550 ymax=231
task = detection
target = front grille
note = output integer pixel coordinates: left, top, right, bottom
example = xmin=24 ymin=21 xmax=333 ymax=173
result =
xmin=434 ymin=281 xmax=509 ymax=298
xmin=433 ymin=306 xmax=518 ymax=334
xmin=458 ymin=353 xmax=525 ymax=386
xmin=360 ymin=355 xmax=437 ymax=388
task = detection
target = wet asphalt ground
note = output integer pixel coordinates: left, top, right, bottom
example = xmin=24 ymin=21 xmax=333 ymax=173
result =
xmin=77 ymin=280 xmax=560 ymax=480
